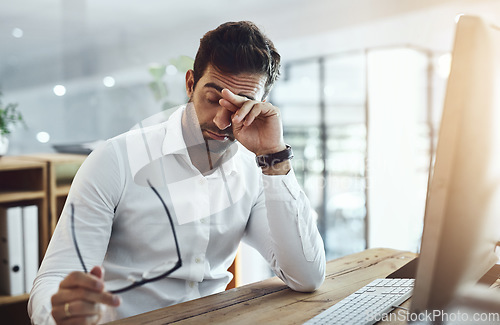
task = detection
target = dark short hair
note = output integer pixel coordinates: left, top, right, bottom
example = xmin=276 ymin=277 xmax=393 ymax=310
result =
xmin=193 ymin=21 xmax=281 ymax=100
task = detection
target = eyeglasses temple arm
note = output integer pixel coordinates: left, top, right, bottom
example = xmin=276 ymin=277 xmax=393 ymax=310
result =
xmin=147 ymin=181 xmax=183 ymax=265
xmin=71 ymin=203 xmax=88 ymax=273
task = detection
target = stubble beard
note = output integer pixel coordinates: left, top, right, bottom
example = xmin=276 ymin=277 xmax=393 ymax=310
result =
xmin=201 ymin=123 xmax=236 ymax=154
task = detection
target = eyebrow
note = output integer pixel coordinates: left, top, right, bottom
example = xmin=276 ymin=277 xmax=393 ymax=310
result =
xmin=203 ymin=82 xmax=255 ymax=101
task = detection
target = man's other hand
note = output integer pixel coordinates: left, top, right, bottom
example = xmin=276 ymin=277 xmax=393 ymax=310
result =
xmin=51 ymin=266 xmax=121 ymax=325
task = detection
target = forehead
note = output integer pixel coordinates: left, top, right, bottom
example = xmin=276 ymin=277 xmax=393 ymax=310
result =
xmin=200 ymin=65 xmax=267 ymax=100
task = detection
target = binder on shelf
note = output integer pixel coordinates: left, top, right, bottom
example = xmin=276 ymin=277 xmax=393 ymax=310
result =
xmin=22 ymin=205 xmax=39 ymax=293
xmin=0 ymin=206 xmax=25 ymax=295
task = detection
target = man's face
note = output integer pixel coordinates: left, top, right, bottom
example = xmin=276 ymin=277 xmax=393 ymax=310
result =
xmin=185 ymin=64 xmax=267 ymax=153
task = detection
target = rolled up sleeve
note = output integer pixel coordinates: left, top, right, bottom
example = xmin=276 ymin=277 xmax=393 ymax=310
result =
xmin=244 ymin=168 xmax=326 ymax=292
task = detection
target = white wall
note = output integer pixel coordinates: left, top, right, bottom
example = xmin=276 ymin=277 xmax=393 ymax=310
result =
xmin=277 ymin=0 xmax=500 ymax=61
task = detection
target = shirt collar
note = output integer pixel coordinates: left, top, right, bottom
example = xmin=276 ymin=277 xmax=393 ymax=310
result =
xmin=161 ymin=104 xmax=190 ymax=156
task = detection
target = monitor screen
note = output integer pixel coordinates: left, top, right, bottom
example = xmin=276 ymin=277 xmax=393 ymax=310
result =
xmin=410 ymin=15 xmax=500 ymax=315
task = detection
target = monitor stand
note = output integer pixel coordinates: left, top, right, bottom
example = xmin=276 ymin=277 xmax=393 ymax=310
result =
xmin=386 ymin=257 xmax=419 ymax=279
xmin=386 ymin=257 xmax=500 ymax=287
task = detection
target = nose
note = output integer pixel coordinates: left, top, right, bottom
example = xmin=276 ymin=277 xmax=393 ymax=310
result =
xmin=213 ymin=107 xmax=232 ymax=131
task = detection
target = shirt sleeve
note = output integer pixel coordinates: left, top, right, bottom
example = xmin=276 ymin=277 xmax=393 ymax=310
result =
xmin=242 ymin=168 xmax=326 ymax=292
xmin=28 ymin=140 xmax=124 ymax=325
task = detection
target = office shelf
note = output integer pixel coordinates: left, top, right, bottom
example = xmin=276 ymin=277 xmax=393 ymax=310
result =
xmin=0 ymin=157 xmax=47 ymax=310
xmin=0 ymin=294 xmax=30 ymax=305
xmin=18 ymin=154 xmax=87 ymax=236
xmin=54 ymin=184 xmax=72 ymax=197
xmin=0 ymin=154 xmax=86 ymax=325
xmin=0 ymin=190 xmax=45 ymax=203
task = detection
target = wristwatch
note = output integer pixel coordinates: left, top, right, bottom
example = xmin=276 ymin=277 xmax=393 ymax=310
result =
xmin=255 ymin=145 xmax=294 ymax=168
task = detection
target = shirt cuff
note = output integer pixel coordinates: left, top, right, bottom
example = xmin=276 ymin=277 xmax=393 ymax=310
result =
xmin=262 ymin=168 xmax=301 ymax=201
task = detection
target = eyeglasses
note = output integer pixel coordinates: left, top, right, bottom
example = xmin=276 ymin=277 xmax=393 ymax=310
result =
xmin=70 ymin=181 xmax=182 ymax=294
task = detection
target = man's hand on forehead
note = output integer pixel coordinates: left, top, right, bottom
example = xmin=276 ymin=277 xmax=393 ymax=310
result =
xmin=218 ymin=88 xmax=286 ymax=157
xmin=218 ymin=88 xmax=249 ymax=113
xmin=219 ymin=88 xmax=278 ymax=127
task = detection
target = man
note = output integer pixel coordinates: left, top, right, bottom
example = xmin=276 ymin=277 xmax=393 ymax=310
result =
xmin=28 ymin=21 xmax=325 ymax=324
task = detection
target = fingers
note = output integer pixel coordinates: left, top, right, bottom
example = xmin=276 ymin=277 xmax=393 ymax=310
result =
xmin=220 ymin=88 xmax=249 ymax=107
xmin=235 ymin=100 xmax=262 ymax=126
xmin=51 ymin=291 xmax=120 ymax=324
xmin=90 ymin=265 xmax=104 ymax=279
xmin=51 ymin=270 xmax=121 ymax=325
xmin=59 ymin=271 xmax=105 ymax=292
xmin=219 ymin=88 xmax=278 ymax=127
xmin=51 ymin=300 xmax=104 ymax=324
xmin=52 ymin=286 xmax=120 ymax=306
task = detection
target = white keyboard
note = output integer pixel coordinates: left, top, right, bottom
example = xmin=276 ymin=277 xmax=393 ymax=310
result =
xmin=304 ymin=278 xmax=414 ymax=325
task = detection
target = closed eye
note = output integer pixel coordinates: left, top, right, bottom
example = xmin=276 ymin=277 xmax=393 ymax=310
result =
xmin=206 ymin=93 xmax=221 ymax=105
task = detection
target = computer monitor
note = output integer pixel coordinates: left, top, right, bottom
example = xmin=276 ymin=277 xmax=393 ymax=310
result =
xmin=410 ymin=15 xmax=500 ymax=315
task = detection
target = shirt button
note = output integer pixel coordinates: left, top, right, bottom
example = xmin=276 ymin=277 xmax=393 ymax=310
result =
xmin=199 ymin=178 xmax=206 ymax=185
xmin=200 ymin=218 xmax=207 ymax=223
xmin=195 ymin=257 xmax=203 ymax=264
xmin=188 ymin=281 xmax=195 ymax=288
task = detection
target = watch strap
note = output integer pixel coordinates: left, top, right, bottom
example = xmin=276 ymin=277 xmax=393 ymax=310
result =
xmin=255 ymin=145 xmax=293 ymax=168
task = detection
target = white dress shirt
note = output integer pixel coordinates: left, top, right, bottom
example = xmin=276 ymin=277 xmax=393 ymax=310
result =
xmin=28 ymin=105 xmax=326 ymax=324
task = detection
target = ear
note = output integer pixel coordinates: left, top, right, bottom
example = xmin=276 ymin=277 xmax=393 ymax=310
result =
xmin=185 ymin=69 xmax=195 ymax=98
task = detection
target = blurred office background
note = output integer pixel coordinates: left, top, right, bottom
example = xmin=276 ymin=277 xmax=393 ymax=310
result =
xmin=1 ymin=0 xmax=500 ymax=284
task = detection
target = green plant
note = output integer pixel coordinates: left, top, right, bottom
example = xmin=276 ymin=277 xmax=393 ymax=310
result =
xmin=0 ymin=92 xmax=24 ymax=136
xmin=148 ymin=55 xmax=194 ymax=110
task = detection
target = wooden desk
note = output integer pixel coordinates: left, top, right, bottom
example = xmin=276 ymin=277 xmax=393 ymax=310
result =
xmin=106 ymin=248 xmax=416 ymax=325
